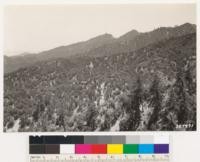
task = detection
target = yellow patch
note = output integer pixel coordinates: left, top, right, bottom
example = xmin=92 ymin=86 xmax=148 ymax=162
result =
xmin=107 ymin=144 xmax=123 ymax=154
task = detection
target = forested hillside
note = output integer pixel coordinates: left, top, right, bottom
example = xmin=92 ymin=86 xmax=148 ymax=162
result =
xmin=4 ymin=32 xmax=196 ymax=132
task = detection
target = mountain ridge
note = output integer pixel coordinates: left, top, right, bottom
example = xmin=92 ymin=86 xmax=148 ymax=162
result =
xmin=4 ymin=23 xmax=196 ymax=73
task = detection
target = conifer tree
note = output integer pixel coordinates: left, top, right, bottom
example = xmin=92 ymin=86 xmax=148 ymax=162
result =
xmin=174 ymin=71 xmax=188 ymax=125
xmin=131 ymin=76 xmax=142 ymax=130
xmin=147 ymin=75 xmax=161 ymax=130
xmin=158 ymin=90 xmax=176 ymax=130
xmin=121 ymin=76 xmax=142 ymax=131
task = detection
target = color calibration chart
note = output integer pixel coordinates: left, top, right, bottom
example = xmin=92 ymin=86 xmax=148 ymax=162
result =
xmin=29 ymin=135 xmax=170 ymax=162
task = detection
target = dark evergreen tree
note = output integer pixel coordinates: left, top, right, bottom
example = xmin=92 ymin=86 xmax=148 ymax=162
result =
xmin=56 ymin=113 xmax=66 ymax=131
xmin=147 ymin=75 xmax=162 ymax=130
xmin=158 ymin=90 xmax=176 ymax=130
xmin=131 ymin=76 xmax=142 ymax=130
xmin=120 ymin=76 xmax=142 ymax=131
xmin=85 ymin=104 xmax=97 ymax=130
xmin=185 ymin=68 xmax=195 ymax=95
xmin=32 ymin=108 xmax=39 ymax=122
xmin=174 ymin=71 xmax=188 ymax=125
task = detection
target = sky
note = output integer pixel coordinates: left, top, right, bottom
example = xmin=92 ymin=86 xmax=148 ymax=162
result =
xmin=4 ymin=4 xmax=196 ymax=56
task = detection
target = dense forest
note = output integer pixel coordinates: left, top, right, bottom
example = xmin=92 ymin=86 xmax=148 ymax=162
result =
xmin=4 ymin=24 xmax=196 ymax=132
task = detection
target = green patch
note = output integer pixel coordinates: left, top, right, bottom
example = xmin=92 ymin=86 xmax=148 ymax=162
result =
xmin=123 ymin=144 xmax=138 ymax=154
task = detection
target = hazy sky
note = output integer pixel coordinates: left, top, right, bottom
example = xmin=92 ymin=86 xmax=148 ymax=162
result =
xmin=4 ymin=4 xmax=196 ymax=56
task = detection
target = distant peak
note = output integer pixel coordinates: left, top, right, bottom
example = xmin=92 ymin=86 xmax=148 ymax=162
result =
xmin=89 ymin=33 xmax=114 ymax=40
xmin=122 ymin=29 xmax=139 ymax=35
xmin=181 ymin=22 xmax=194 ymax=26
xmin=129 ymin=29 xmax=139 ymax=33
xmin=118 ymin=29 xmax=139 ymax=41
xmin=179 ymin=22 xmax=196 ymax=29
xmin=20 ymin=52 xmax=33 ymax=56
xmin=87 ymin=33 xmax=115 ymax=43
xmin=103 ymin=33 xmax=113 ymax=36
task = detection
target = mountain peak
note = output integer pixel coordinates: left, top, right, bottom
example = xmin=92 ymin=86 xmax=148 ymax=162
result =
xmin=176 ymin=23 xmax=196 ymax=31
xmin=5 ymin=23 xmax=196 ymax=74
xmin=118 ymin=29 xmax=139 ymax=41
xmin=88 ymin=33 xmax=115 ymax=42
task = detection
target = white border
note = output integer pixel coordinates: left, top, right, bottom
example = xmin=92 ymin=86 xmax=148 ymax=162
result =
xmin=0 ymin=0 xmax=197 ymax=5
xmin=0 ymin=0 xmax=198 ymax=135
xmin=0 ymin=1 xmax=199 ymax=162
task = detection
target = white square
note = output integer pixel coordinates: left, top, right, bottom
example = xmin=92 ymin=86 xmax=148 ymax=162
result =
xmin=154 ymin=136 xmax=169 ymax=144
xmin=60 ymin=144 xmax=75 ymax=154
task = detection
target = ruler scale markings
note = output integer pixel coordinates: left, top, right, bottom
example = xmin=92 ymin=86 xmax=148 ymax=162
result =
xmin=29 ymin=155 xmax=169 ymax=162
xmin=29 ymin=136 xmax=170 ymax=162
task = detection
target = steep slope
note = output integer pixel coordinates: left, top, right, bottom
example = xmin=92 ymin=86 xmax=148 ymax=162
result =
xmin=4 ymin=23 xmax=196 ymax=73
xmin=38 ymin=33 xmax=116 ymax=59
xmin=4 ymin=33 xmax=115 ymax=73
xmin=118 ymin=29 xmax=139 ymax=43
xmin=117 ymin=23 xmax=196 ymax=52
xmin=4 ymin=33 xmax=196 ymax=132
